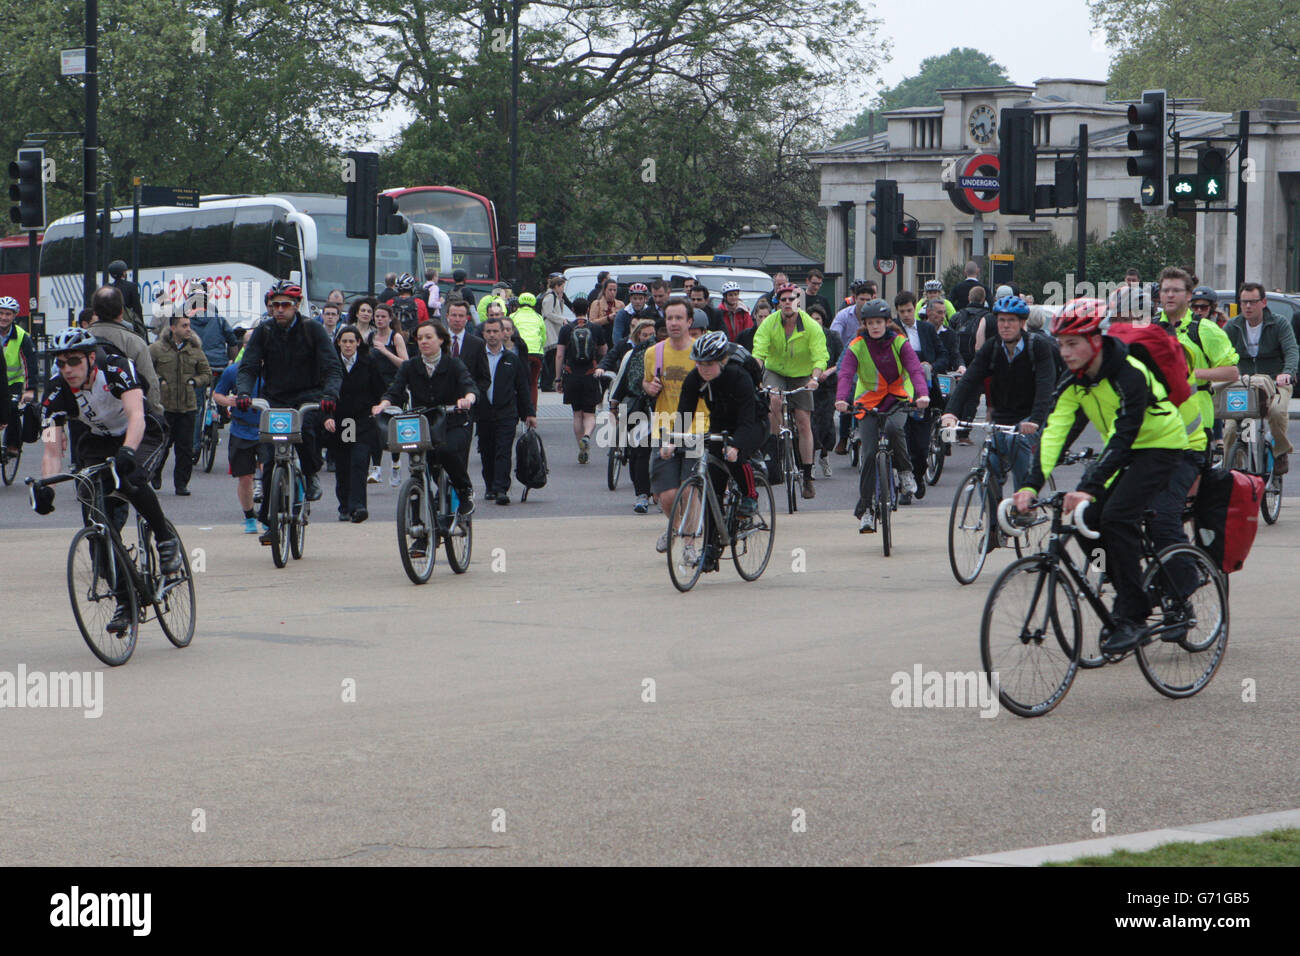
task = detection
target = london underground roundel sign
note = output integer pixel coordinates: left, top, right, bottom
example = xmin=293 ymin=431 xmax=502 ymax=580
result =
xmin=958 ymin=153 xmax=1001 ymax=213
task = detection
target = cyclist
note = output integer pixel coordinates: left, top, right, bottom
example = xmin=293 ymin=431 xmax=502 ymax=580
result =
xmin=1012 ymin=301 xmax=1189 ymax=654
xmin=35 ymin=328 xmax=182 ymax=633
xmin=940 ymin=294 xmax=1056 ymax=502
xmin=0 ymin=296 xmax=36 ymax=457
xmin=1155 ymin=267 xmax=1239 ymax=451
xmin=717 ymin=281 xmax=753 ymax=343
xmin=1222 ymin=281 xmax=1297 ymax=474
xmin=921 ymin=279 xmax=956 ymax=324
xmin=235 ymin=280 xmax=342 ymax=544
xmin=1190 ymin=285 xmax=1228 ymax=329
xmin=835 ymin=299 xmax=929 ymax=532
xmin=613 ymin=282 xmax=651 ymax=344
xmin=752 ymin=282 xmax=830 ymax=498
xmin=391 ymin=273 xmax=430 ymax=336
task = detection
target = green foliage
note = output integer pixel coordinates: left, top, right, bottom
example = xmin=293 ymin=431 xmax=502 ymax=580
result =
xmin=1090 ymin=0 xmax=1300 ymax=112
xmin=1047 ymin=828 xmax=1300 ymax=866
xmin=836 ymin=48 xmax=1008 ymax=142
xmin=940 ymin=262 xmax=965 ymax=293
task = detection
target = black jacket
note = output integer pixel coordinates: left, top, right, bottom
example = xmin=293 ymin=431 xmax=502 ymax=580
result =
xmin=237 ymin=313 xmax=342 ymax=405
xmin=948 ymin=332 xmax=1056 ymax=427
xmin=447 ymin=328 xmax=491 ymax=397
xmin=383 ymin=353 xmax=479 ymax=430
xmin=677 ymin=363 xmax=765 ymax=460
xmin=479 ymin=346 xmax=534 ymax=422
xmin=332 ymin=351 xmax=387 ymax=439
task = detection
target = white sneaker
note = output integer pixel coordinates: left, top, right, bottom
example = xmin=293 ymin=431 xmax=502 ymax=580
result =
xmin=390 ymin=465 xmax=401 ymax=487
xmin=859 ymin=511 xmax=876 ymax=533
xmin=820 ymin=454 xmax=832 ymax=478
xmin=900 ymin=472 xmax=917 ymax=496
xmin=367 ymin=466 xmax=381 ymax=484
xmin=655 ymin=530 xmax=669 ymax=553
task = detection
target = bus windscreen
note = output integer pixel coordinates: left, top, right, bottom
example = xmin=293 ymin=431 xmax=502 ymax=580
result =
xmin=392 ymin=192 xmax=495 ymax=282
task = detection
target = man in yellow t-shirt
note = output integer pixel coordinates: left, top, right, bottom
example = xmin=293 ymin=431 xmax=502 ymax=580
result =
xmin=644 ymin=297 xmax=708 ymax=552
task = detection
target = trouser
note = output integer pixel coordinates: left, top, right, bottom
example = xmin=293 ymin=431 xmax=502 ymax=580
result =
xmin=4 ymin=395 xmax=24 ymax=449
xmin=1222 ymin=375 xmax=1293 ymax=457
xmin=527 ymin=355 xmax=542 ymax=412
xmin=1082 ymin=448 xmax=1183 ymax=624
xmin=477 ymin=413 xmax=517 ymax=494
xmin=1147 ymin=449 xmax=1203 ymax=601
xmin=435 ymin=425 xmax=474 ymax=493
xmin=904 ymin=412 xmax=929 ymax=479
xmin=629 ymin=444 xmax=652 ymax=496
xmin=159 ymin=409 xmax=196 ymax=489
xmin=333 ymin=429 xmax=376 ymax=514
xmin=855 ymin=407 xmax=910 ymax=517
xmin=987 ymin=428 xmax=1038 ymax=496
xmin=838 ymin=410 xmax=853 ymax=444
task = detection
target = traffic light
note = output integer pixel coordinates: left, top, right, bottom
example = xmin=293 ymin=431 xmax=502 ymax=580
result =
xmin=1053 ymin=157 xmax=1078 ymax=208
xmin=345 ymin=150 xmax=378 ymax=239
xmin=871 ymin=179 xmax=899 ymax=261
xmin=8 ymin=148 xmax=46 ymax=230
xmin=1169 ymin=172 xmax=1197 ymax=203
xmin=1197 ymin=147 xmax=1226 ymax=201
xmin=1126 ymin=89 xmax=1166 ymax=206
xmin=998 ymin=108 xmax=1036 ymax=215
xmin=377 ymin=193 xmax=406 ymax=235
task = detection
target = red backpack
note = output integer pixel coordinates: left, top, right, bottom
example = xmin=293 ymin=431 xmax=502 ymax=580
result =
xmin=1105 ymin=323 xmax=1193 ymax=408
xmin=1192 ymin=468 xmax=1265 ymax=573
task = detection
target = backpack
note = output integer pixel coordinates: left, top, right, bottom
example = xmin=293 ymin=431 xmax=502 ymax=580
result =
xmin=1030 ymin=330 xmax=1067 ymax=381
xmin=514 ymin=425 xmax=548 ymax=497
xmin=569 ymin=324 xmax=595 ymax=365
xmin=1105 ymin=324 xmax=1193 ymax=407
xmin=392 ymin=297 xmax=420 ymax=336
xmin=726 ymin=342 xmax=770 ymax=420
xmin=955 ymin=307 xmax=987 ymax=362
xmin=1192 ymin=467 xmax=1265 ymax=573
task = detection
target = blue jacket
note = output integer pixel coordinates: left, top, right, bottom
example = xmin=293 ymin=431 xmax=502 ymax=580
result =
xmin=214 ymin=363 xmax=261 ymax=441
xmin=189 ymin=310 xmax=241 ymax=371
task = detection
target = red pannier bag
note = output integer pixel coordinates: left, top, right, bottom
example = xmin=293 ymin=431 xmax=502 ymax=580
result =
xmin=1106 ymin=323 xmax=1194 ymax=409
xmin=1192 ymin=467 xmax=1265 ymax=573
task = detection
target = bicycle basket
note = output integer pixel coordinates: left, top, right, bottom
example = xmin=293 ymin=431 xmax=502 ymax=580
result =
xmin=258 ymin=408 xmax=302 ymax=444
xmin=387 ymin=413 xmax=435 ymax=453
xmin=1214 ymin=385 xmax=1259 ymax=420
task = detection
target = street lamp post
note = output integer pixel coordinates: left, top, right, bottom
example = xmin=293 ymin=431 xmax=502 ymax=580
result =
xmin=510 ymin=0 xmax=520 ymax=288
xmin=83 ymin=0 xmax=99 ymax=308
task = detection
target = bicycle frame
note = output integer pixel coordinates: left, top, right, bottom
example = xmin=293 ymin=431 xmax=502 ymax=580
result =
xmin=666 ymin=431 xmax=741 ymax=552
xmin=387 ymin=405 xmax=465 ymax=536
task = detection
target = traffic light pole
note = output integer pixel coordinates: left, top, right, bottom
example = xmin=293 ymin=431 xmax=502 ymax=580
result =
xmin=83 ymin=0 xmax=98 ymax=309
xmin=1235 ymin=110 xmax=1250 ymax=292
xmin=1076 ymin=125 xmax=1088 ymax=284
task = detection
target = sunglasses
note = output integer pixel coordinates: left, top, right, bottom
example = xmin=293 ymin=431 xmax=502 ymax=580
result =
xmin=269 ymin=300 xmax=296 ymax=309
xmin=779 ymin=297 xmax=797 ymax=303
xmin=55 ymin=354 xmax=87 ymax=368
xmin=1192 ymin=303 xmax=1212 ymax=310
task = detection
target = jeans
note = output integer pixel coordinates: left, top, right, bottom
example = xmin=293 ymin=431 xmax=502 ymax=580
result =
xmin=987 ymin=429 xmax=1038 ymax=497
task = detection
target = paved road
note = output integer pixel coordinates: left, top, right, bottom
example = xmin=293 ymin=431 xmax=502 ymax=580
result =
xmin=1 ymin=410 xmax=1296 ymax=863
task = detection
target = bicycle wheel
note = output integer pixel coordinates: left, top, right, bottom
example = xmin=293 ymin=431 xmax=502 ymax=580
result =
xmin=67 ymin=526 xmax=138 ymax=666
xmin=607 ymin=446 xmax=622 ymax=491
xmin=876 ymin=450 xmax=892 ymax=557
xmin=142 ymin=520 xmax=196 ymax=648
xmin=783 ymin=436 xmax=798 ymax=514
xmin=396 ymin=475 xmax=435 ymax=584
xmin=443 ymin=476 xmax=472 ymax=574
xmin=1262 ymin=446 xmax=1281 ymax=524
xmin=667 ymin=476 xmax=708 ymax=592
xmin=289 ymin=471 xmax=307 ymax=560
xmin=1136 ymin=543 xmax=1229 ymax=698
xmin=1225 ymin=439 xmax=1249 ymax=473
xmin=981 ymin=556 xmax=1081 ymax=717
xmin=1 ymin=445 xmax=19 ymax=485
xmin=201 ymin=423 xmax=218 ymax=473
xmin=925 ymin=419 xmax=945 ymax=485
xmin=948 ymin=471 xmax=990 ymax=585
xmin=732 ymin=473 xmax=775 ymax=581
xmin=267 ymin=465 xmax=290 ymax=568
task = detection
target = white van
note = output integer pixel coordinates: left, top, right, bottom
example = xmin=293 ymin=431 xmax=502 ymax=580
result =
xmin=562 ymin=261 xmax=773 ymax=310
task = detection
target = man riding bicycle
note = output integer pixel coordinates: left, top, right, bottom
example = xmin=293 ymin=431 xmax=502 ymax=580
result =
xmin=941 ymin=294 xmax=1056 ymax=500
xmin=34 ymin=328 xmax=182 ymax=633
xmin=1222 ymin=281 xmax=1298 ymax=474
xmin=835 ymin=299 xmax=930 ymax=533
xmin=1 ymin=296 xmax=36 ymax=457
xmin=235 ymin=280 xmax=342 ymax=545
xmin=1013 ymin=301 xmax=1188 ymax=655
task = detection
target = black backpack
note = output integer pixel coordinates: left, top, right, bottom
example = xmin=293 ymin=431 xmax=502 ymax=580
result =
xmin=569 ymin=324 xmax=595 ymax=364
xmin=514 ymin=425 xmax=548 ymax=500
xmin=726 ymin=343 xmax=769 ymax=420
xmin=392 ymin=297 xmax=420 ymax=336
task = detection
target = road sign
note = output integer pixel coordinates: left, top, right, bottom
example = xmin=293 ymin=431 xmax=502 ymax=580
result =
xmin=139 ymin=185 xmax=199 ymax=208
xmin=875 ymin=258 xmax=895 ymax=275
xmin=60 ymin=49 xmax=86 ymax=76
xmin=1140 ymin=180 xmax=1158 ymax=204
xmin=961 ymin=153 xmax=1001 ymax=214
xmin=517 ymin=222 xmax=536 ymax=258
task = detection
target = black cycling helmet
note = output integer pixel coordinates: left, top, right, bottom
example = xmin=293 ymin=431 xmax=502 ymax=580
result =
xmin=856 ymin=298 xmax=891 ymax=321
xmin=690 ymin=330 xmax=730 ymax=362
xmin=1191 ymin=285 xmax=1218 ymax=306
xmin=108 ymin=260 xmax=128 ymax=278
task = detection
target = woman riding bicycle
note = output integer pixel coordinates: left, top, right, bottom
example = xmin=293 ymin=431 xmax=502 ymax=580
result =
xmin=835 ymin=300 xmax=929 ymax=533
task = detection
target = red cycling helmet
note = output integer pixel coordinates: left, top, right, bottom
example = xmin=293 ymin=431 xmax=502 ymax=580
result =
xmin=775 ymin=283 xmax=799 ymax=300
xmin=264 ymin=279 xmax=303 ymax=305
xmin=628 ymin=282 xmax=649 ymax=296
xmin=1051 ymin=297 xmax=1106 ymax=337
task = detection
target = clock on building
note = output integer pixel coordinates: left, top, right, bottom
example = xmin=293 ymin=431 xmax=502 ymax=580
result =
xmin=968 ymin=105 xmax=996 ymax=145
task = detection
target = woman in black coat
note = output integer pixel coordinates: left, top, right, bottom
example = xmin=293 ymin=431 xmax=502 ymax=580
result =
xmin=324 ymin=324 xmax=388 ymax=521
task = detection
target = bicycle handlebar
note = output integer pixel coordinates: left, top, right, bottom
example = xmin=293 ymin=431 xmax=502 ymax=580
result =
xmin=1001 ymin=490 xmax=1100 ymax=540
xmin=763 ymin=386 xmax=814 ymax=397
xmin=380 ymin=404 xmax=462 ymax=417
xmin=662 ymin=431 xmax=733 ymax=445
xmin=250 ymin=399 xmax=321 ymax=415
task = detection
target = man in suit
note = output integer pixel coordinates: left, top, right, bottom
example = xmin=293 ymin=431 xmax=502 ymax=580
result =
xmin=478 ymin=315 xmax=537 ymax=503
xmin=892 ymin=290 xmax=950 ymax=503
xmin=444 ymin=298 xmax=491 ymax=462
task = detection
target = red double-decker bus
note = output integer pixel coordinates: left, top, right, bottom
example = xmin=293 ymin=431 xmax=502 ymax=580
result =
xmin=0 ymin=233 xmax=41 ymax=316
xmin=384 ymin=187 xmax=499 ymax=292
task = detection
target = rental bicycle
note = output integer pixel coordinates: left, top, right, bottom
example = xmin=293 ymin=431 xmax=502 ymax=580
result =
xmin=944 ymin=420 xmax=1057 ymax=585
xmin=27 ymin=458 xmax=195 ymax=665
xmin=193 ymin=386 xmax=222 ymax=474
xmin=385 ymin=406 xmax=473 ymax=585
xmin=925 ymin=373 xmax=963 ymax=485
xmin=1220 ymin=379 xmax=1282 ymax=525
xmin=663 ymin=431 xmax=776 ymax=592
xmin=764 ymin=386 xmax=812 ymax=514
xmin=252 ymin=399 xmax=319 ymax=568
xmin=980 ymin=492 xmax=1228 ymax=717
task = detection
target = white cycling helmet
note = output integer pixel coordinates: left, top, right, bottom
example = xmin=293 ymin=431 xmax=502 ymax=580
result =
xmin=0 ymin=296 xmax=19 ymax=312
xmin=720 ymin=281 xmax=740 ymax=295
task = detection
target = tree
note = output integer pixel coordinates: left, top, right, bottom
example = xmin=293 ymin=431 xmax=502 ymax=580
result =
xmin=835 ymin=48 xmax=1008 ymax=142
xmin=1090 ymin=0 xmax=1300 ymax=113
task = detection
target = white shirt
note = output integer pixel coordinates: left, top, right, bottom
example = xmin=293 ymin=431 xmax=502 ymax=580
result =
xmin=901 ymin=320 xmax=921 ymax=354
xmin=342 ymin=352 xmax=357 ymax=374
xmin=1244 ymin=319 xmax=1263 ymax=358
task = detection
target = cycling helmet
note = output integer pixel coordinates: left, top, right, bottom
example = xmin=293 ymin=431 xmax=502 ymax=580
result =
xmin=720 ymin=281 xmax=740 ymax=295
xmin=1051 ymin=297 xmax=1107 ymax=337
xmin=849 ymin=279 xmax=870 ymax=295
xmin=396 ymin=273 xmax=417 ymax=292
xmin=0 ymin=296 xmax=19 ymax=312
xmin=1191 ymin=285 xmax=1218 ymax=305
xmin=775 ymin=283 xmax=799 ymax=298
xmin=690 ymin=330 xmax=730 ymax=362
xmin=923 ymin=279 xmax=943 ymax=292
xmin=518 ymin=292 xmax=536 ymax=307
xmin=691 ymin=309 xmax=710 ymax=330
xmin=264 ymin=279 xmax=303 ymax=304
xmin=856 ymin=298 xmax=891 ymax=321
xmin=50 ymin=327 xmax=99 ymax=353
xmin=108 ymin=260 xmax=128 ymax=278
xmin=992 ymin=295 xmax=1030 ymax=317
xmin=628 ymin=282 xmax=649 ymax=296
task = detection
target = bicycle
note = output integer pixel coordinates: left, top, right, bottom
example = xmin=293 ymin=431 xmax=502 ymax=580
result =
xmin=943 ymin=420 xmax=1057 ymax=585
xmin=193 ymin=385 xmax=222 ymax=474
xmin=763 ymin=386 xmax=812 ymax=514
xmin=252 ymin=399 xmax=319 ymax=568
xmin=385 ymin=406 xmax=473 ymax=585
xmin=855 ymin=402 xmax=920 ymax=557
xmin=926 ymin=373 xmax=963 ymax=486
xmin=981 ymin=492 xmax=1228 ymax=717
xmin=1220 ymin=380 xmax=1282 ymax=525
xmin=27 ymin=458 xmax=195 ymax=666
xmin=602 ymin=387 xmax=628 ymax=492
xmin=1 ymin=401 xmax=25 ymax=485
xmin=663 ymin=430 xmax=776 ymax=592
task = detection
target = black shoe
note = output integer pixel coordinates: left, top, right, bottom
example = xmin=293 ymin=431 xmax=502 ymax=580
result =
xmin=899 ymin=492 xmax=912 ymax=506
xmin=409 ymin=536 xmax=429 ymax=558
xmin=150 ymin=473 xmax=162 ymax=490
xmin=351 ymin=508 xmax=368 ymax=523
xmin=456 ymin=489 xmax=475 ymax=516
xmin=338 ymin=510 xmax=351 ymax=521
xmin=1101 ymin=619 xmax=1144 ymax=654
xmin=305 ymin=474 xmax=322 ymax=501
xmin=106 ymin=603 xmax=133 ymax=635
xmin=913 ymin=477 xmax=926 ymax=500
xmin=156 ymin=537 xmax=183 ymax=575
xmin=175 ymin=486 xmax=191 ymax=496
xmin=496 ymin=493 xmax=510 ymax=505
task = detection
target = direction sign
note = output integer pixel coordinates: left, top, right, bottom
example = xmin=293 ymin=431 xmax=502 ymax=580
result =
xmin=139 ymin=186 xmax=199 ymax=208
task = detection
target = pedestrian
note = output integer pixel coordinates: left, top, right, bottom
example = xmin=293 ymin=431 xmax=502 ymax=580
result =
xmin=588 ymin=278 xmax=623 ymax=327
xmin=108 ymin=260 xmax=147 ymax=339
xmin=213 ymin=330 xmax=265 ymax=533
xmin=539 ymin=273 xmax=572 ymax=391
xmin=477 ymin=314 xmax=537 ymax=504
xmin=369 ymin=302 xmax=409 ymax=485
xmin=379 ymin=273 xmax=398 ymax=304
xmin=347 ymin=297 xmax=377 ymax=341
xmin=689 ymin=285 xmax=724 ymax=333
xmin=451 ymin=269 xmax=477 ymax=309
xmin=804 ymin=268 xmax=834 ymax=319
xmin=319 ymin=303 xmax=342 ymax=340
xmin=325 ymin=325 xmax=387 ymax=522
xmin=148 ymin=311 xmax=212 ymax=495
xmin=556 ymin=305 xmax=610 ymax=463
xmin=953 ymin=285 xmax=991 ymax=367
xmin=511 ymin=292 xmax=547 ymax=408
xmin=611 ymin=318 xmax=659 ymax=513
xmin=423 ymin=268 xmax=442 ymax=318
xmin=89 ymin=286 xmax=165 ymax=417
xmin=948 ymin=261 xmax=986 ymax=312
